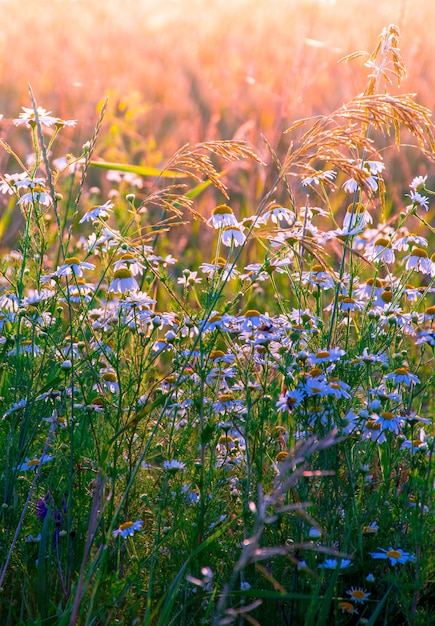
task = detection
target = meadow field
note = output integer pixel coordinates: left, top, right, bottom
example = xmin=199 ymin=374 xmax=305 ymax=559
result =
xmin=1 ymin=1 xmax=435 ymax=624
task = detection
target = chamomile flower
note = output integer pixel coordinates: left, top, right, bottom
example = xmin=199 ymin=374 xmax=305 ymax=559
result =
xmin=408 ymin=190 xmax=429 ymax=211
xmin=18 ymin=183 xmax=52 ymax=208
xmin=301 ymin=169 xmax=337 ymax=186
xmin=370 ymin=547 xmax=415 ymax=565
xmin=347 ymin=587 xmax=370 ymax=603
xmin=221 ymin=225 xmax=246 ymax=248
xmin=14 ymin=106 xmax=57 ymax=128
xmin=385 ymin=367 xmax=420 ymax=386
xmin=367 ymin=237 xmax=395 ymax=264
xmin=262 ymin=203 xmax=295 ymax=225
xmin=112 ymin=520 xmax=144 ymax=538
xmin=113 ymin=252 xmax=146 ymax=276
xmin=339 ymin=601 xmax=358 ymax=614
xmin=55 ymin=257 xmax=96 ymax=278
xmin=371 ymin=410 xmax=404 ymax=434
xmin=208 ymin=204 xmax=239 ymax=228
xmin=402 ymin=247 xmax=432 ymax=274
xmin=342 ymin=202 xmax=372 ymax=233
xmin=15 ymin=455 xmax=54 ymax=471
xmin=163 ymin=459 xmax=186 ymax=473
xmin=308 ymin=347 xmax=346 ymax=365
xmin=109 ymin=268 xmax=139 ymax=294
xmin=79 ymin=200 xmax=114 ymax=223
xmin=410 ymin=175 xmax=427 ymax=191
xmin=362 ymin=521 xmax=379 ymax=535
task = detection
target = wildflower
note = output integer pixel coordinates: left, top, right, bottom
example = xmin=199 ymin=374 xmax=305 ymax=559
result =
xmin=163 ymin=459 xmax=186 ymax=473
xmin=393 ymin=233 xmax=427 ymax=251
xmin=308 ymin=347 xmax=346 ymax=365
xmin=113 ymin=252 xmax=146 ymax=276
xmin=400 ymin=429 xmax=428 ymax=454
xmin=372 ymin=410 xmax=404 ymax=434
xmin=109 ymin=268 xmax=139 ymax=294
xmin=276 ymin=388 xmax=305 ymax=412
xmin=0 ymin=172 xmax=29 ymax=194
xmin=112 ymin=520 xmax=144 ymax=538
xmin=3 ymin=398 xmax=27 ymax=418
xmin=18 ymin=183 xmax=52 ymax=208
xmin=16 ymin=455 xmax=54 ymax=471
xmin=368 ymin=237 xmax=395 ymax=264
xmin=8 ymin=339 xmax=42 ymax=357
xmin=221 ymin=225 xmax=246 ymax=247
xmin=339 ymin=601 xmax=358 ymax=614
xmin=343 ymin=160 xmax=384 ymax=193
xmin=385 ymin=367 xmax=420 ymax=386
xmin=409 ymin=175 xmax=427 ymax=191
xmin=339 ymin=296 xmax=365 ymax=312
xmin=100 ymin=371 xmax=119 ymax=393
xmin=366 ymin=573 xmax=375 ymax=582
xmin=362 ymin=521 xmax=379 ymax=535
xmin=208 ymin=204 xmax=239 ymax=228
xmin=199 ymin=258 xmax=240 ymax=281
xmin=408 ymin=190 xmax=429 ymax=211
xmin=370 ymin=547 xmax=415 ymax=565
xmin=55 ymin=257 xmax=96 ymax=277
xmin=177 ymin=270 xmax=202 ymax=286
xmin=14 ymin=106 xmax=58 ymax=128
xmin=402 ymin=247 xmax=432 ymax=274
xmin=79 ymin=200 xmax=114 ymax=223
xmin=262 ymin=203 xmax=295 ymax=225
xmin=301 ymin=170 xmax=336 ymax=186
xmin=346 ymin=586 xmax=371 ymax=604
xmin=318 ymin=558 xmax=352 ymax=569
xmin=342 ymin=202 xmax=372 ymax=233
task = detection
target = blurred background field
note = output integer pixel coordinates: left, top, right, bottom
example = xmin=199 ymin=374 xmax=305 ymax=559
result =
xmin=0 ymin=0 xmax=433 ymax=245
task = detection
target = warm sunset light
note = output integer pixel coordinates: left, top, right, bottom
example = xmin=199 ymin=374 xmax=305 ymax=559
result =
xmin=1 ymin=1 xmax=434 ymax=624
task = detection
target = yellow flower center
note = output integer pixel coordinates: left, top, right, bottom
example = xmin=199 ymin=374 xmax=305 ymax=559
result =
xmin=219 ymin=435 xmax=234 ymax=445
xmin=309 ymin=367 xmax=323 ymax=377
xmin=275 ymin=451 xmax=289 ymax=463
xmin=218 ymin=393 xmax=234 ymax=402
xmin=381 ymin=290 xmax=393 ymax=303
xmin=245 ymin=309 xmax=261 ymax=318
xmin=210 ymin=350 xmax=225 ymax=360
xmin=350 ymin=590 xmax=366 ymax=599
xmin=65 ymin=257 xmax=81 ymax=265
xmin=213 ymin=204 xmax=234 ymax=216
xmin=316 ymin=351 xmax=330 ymax=359
xmin=380 ymin=411 xmax=393 ymax=421
xmin=102 ymin=372 xmax=117 ymax=382
xmin=27 ymin=459 xmax=40 ymax=467
xmin=366 ymin=277 xmax=383 ymax=287
xmin=410 ymin=247 xmax=428 ymax=258
xmin=114 ymin=268 xmax=133 ymax=279
xmin=209 ymin=314 xmax=222 ymax=323
xmin=386 ymin=549 xmax=402 ymax=559
xmin=374 ymin=237 xmax=391 ymax=248
xmin=425 ymin=306 xmax=435 ymax=315
xmin=119 ymin=521 xmax=134 ymax=531
xmin=394 ymin=367 xmax=409 ymax=375
xmin=339 ymin=602 xmax=355 ymax=613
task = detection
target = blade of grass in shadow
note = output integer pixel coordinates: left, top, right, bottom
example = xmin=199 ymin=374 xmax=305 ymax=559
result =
xmin=148 ymin=517 xmax=236 ymax=626
xmin=365 ymin=585 xmax=394 ymax=625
